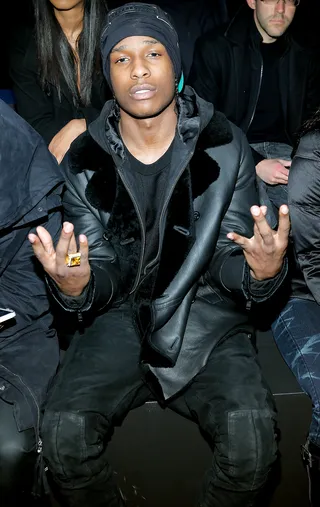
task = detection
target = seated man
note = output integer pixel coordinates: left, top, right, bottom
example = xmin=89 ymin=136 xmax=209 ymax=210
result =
xmin=0 ymin=100 xmax=63 ymax=505
xmin=29 ymin=4 xmax=289 ymax=506
xmin=190 ymin=0 xmax=320 ymax=227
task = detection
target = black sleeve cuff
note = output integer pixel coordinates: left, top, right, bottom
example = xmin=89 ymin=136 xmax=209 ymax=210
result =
xmin=45 ymin=272 xmax=95 ymax=312
xmin=242 ymin=257 xmax=288 ymax=303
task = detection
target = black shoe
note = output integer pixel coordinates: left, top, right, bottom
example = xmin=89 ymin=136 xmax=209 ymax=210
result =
xmin=301 ymin=441 xmax=320 ymax=506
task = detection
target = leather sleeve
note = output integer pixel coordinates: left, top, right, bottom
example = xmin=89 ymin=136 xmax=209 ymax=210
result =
xmin=56 ymin=170 xmax=122 ymax=313
xmin=289 ymin=132 xmax=320 ymax=304
xmin=208 ymin=128 xmax=287 ymax=303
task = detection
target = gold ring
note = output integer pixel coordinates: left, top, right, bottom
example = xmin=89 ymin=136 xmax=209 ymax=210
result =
xmin=65 ymin=252 xmax=81 ymax=267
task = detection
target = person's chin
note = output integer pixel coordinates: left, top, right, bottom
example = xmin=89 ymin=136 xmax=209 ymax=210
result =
xmin=123 ymin=101 xmax=166 ymax=120
xmin=267 ymin=24 xmax=287 ymax=38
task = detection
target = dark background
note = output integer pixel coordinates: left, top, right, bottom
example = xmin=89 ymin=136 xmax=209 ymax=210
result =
xmin=0 ymin=0 xmax=319 ymax=88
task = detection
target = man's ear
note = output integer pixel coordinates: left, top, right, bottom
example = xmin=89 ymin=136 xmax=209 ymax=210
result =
xmin=246 ymin=0 xmax=256 ymax=10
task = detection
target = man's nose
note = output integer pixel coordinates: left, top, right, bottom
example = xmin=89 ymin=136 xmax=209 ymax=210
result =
xmin=275 ymin=0 xmax=286 ymax=14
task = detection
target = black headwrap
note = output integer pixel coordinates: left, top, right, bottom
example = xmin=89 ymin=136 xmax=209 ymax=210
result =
xmin=100 ymin=3 xmax=182 ymax=89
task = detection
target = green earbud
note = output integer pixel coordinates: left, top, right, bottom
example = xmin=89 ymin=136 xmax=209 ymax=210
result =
xmin=177 ymin=73 xmax=184 ymax=93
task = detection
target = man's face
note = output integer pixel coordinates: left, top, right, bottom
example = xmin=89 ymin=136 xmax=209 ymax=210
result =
xmin=109 ymin=36 xmax=176 ymax=119
xmin=247 ymin=0 xmax=297 ymax=42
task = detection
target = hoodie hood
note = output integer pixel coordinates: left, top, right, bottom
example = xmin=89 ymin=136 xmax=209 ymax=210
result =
xmin=87 ymin=86 xmax=214 ymax=156
xmin=0 ymin=100 xmax=63 ymax=229
xmin=68 ymin=86 xmax=235 ymax=175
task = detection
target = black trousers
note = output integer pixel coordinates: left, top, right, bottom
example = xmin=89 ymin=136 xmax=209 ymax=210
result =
xmin=42 ymin=305 xmax=277 ymax=507
xmin=0 ymin=400 xmax=36 ymax=506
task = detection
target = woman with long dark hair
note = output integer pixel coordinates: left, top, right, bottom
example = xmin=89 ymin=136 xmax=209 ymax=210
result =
xmin=10 ymin=0 xmax=109 ymax=164
xmin=272 ymin=108 xmax=320 ymax=506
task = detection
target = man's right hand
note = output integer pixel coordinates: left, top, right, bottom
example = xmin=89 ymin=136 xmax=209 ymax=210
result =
xmin=256 ymin=158 xmax=291 ymax=185
xmin=28 ymin=222 xmax=91 ymax=297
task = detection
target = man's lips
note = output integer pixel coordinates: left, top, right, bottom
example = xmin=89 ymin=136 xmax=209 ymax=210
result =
xmin=270 ymin=18 xmax=285 ymax=24
xmin=129 ymin=84 xmax=157 ymax=100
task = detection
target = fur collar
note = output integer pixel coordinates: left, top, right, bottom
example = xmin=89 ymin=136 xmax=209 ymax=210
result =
xmin=70 ymin=109 xmax=232 ymax=175
xmin=69 ymin=110 xmax=232 ymax=213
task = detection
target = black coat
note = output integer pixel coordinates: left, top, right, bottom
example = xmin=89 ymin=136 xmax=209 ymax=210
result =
xmin=190 ymin=6 xmax=320 ymax=161
xmin=9 ymin=25 xmax=111 ymax=145
xmin=50 ymin=88 xmax=286 ymax=399
xmin=0 ymin=100 xmax=63 ymax=433
xmin=288 ymin=128 xmax=320 ymax=305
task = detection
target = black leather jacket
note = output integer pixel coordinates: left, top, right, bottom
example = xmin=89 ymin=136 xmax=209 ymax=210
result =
xmin=50 ymin=88 xmax=287 ymax=398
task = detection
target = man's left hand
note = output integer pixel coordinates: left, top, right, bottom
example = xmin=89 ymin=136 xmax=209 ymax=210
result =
xmin=227 ymin=205 xmax=290 ymax=281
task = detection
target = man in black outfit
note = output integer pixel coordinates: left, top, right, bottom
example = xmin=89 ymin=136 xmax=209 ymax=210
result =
xmin=190 ymin=0 xmax=320 ymax=227
xmin=30 ymin=3 xmax=290 ymax=506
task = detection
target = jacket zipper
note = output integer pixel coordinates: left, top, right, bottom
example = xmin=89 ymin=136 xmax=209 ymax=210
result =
xmin=0 ymin=364 xmax=41 ymax=451
xmin=117 ymin=168 xmax=146 ymax=294
xmin=247 ymin=55 xmax=264 ymax=132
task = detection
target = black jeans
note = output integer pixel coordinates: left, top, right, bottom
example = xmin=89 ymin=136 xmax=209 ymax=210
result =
xmin=42 ymin=305 xmax=277 ymax=507
xmin=0 ymin=400 xmax=36 ymax=506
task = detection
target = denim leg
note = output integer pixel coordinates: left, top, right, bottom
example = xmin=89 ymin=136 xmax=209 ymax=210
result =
xmin=272 ymin=298 xmax=320 ymax=447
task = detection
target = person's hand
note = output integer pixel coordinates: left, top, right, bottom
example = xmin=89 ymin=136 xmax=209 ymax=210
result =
xmin=48 ymin=119 xmax=86 ymax=164
xmin=28 ymin=222 xmax=91 ymax=296
xmin=256 ymin=158 xmax=291 ymax=185
xmin=227 ymin=205 xmax=290 ymax=280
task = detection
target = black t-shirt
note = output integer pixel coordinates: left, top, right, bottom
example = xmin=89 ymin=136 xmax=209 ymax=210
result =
xmin=126 ymin=142 xmax=173 ymax=274
xmin=247 ymin=40 xmax=289 ymax=144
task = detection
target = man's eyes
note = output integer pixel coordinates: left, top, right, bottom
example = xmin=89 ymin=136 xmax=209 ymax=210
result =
xmin=114 ymin=52 xmax=161 ymax=64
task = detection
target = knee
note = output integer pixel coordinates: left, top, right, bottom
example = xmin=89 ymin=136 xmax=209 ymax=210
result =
xmin=0 ymin=429 xmax=35 ymax=490
xmin=0 ymin=437 xmax=26 ymax=469
xmin=42 ymin=410 xmax=111 ymax=482
xmin=213 ymin=408 xmax=277 ymax=492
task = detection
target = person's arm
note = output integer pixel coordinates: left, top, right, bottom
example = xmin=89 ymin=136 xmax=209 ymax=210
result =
xmin=30 ymin=169 xmax=122 ymax=315
xmin=289 ymin=132 xmax=320 ymax=304
xmin=0 ymin=199 xmax=62 ymax=339
xmin=207 ymin=130 xmax=289 ymax=303
xmin=9 ymin=27 xmax=70 ymax=144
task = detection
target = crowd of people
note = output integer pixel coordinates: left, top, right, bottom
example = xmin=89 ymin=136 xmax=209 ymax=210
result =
xmin=1 ymin=1 xmax=320 ymax=506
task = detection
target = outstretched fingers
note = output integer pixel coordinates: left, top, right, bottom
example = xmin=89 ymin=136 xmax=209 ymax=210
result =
xmin=277 ymin=205 xmax=290 ymax=244
xmin=227 ymin=231 xmax=252 ymax=251
xmin=250 ymin=206 xmax=274 ymax=246
xmin=78 ymin=234 xmax=89 ymax=264
xmin=28 ymin=226 xmax=56 ymax=270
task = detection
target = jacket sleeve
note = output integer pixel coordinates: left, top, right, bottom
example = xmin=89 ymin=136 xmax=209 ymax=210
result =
xmin=288 ymin=132 xmax=320 ymax=304
xmin=9 ymin=28 xmax=69 ymax=144
xmin=188 ymin=34 xmax=222 ymax=105
xmin=48 ymin=171 xmax=121 ymax=314
xmin=207 ymin=129 xmax=287 ymax=303
xmin=0 ymin=202 xmax=62 ymax=339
